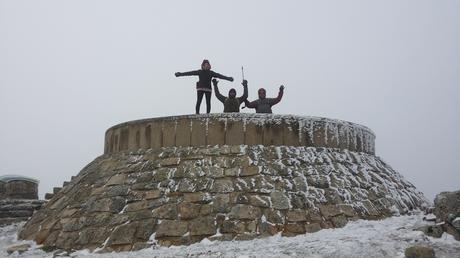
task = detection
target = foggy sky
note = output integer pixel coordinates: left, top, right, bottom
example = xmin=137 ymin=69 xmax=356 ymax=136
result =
xmin=1 ymin=0 xmax=459 ymax=200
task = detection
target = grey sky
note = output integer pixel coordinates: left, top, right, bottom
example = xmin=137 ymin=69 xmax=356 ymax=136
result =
xmin=1 ymin=1 xmax=459 ymax=200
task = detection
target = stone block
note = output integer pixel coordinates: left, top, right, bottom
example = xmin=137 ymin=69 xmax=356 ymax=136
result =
xmin=248 ymin=195 xmax=271 ymax=208
xmin=326 ymin=123 xmax=339 ymax=149
xmin=319 ymin=204 xmax=342 ymax=219
xmin=305 ymin=223 xmax=322 ymax=233
xmin=175 ymin=118 xmax=191 ymax=147
xmin=263 ymin=121 xmax=283 ymax=146
xmin=162 ymin=120 xmax=176 ymax=147
xmin=183 ymin=192 xmax=211 ymax=203
xmin=178 ymin=202 xmax=201 ymax=220
xmin=156 ymin=220 xmax=188 ymax=238
xmin=190 ymin=216 xmax=217 ymax=236
xmin=152 ymin=204 xmax=177 ymax=219
xmin=88 ymin=197 xmax=125 ymax=213
xmin=224 ymin=167 xmax=240 ymax=177
xmin=207 ymin=119 xmax=225 ymax=145
xmin=312 ymin=121 xmax=326 ymax=147
xmin=212 ymin=194 xmax=231 ymax=213
xmin=190 ymin=119 xmax=206 ymax=146
xmin=283 ymin=223 xmax=306 ymax=236
xmin=283 ymin=121 xmax=302 ymax=146
xmin=150 ymin=122 xmax=162 ymax=149
xmin=106 ymin=174 xmax=127 ymax=186
xmin=128 ymin=124 xmax=141 ymax=150
xmin=286 ymin=210 xmax=307 ymax=222
xmin=135 ymin=219 xmax=156 ymax=240
xmin=245 ymin=123 xmax=263 ymax=145
xmin=228 ymin=204 xmax=261 ymax=220
xmin=240 ymin=166 xmax=260 ymax=176
xmin=107 ymin=223 xmax=137 ymax=246
xmin=225 ymin=120 xmax=244 ymax=145
xmin=210 ymin=179 xmax=234 ymax=193
xmin=270 ymin=191 xmax=290 ymax=210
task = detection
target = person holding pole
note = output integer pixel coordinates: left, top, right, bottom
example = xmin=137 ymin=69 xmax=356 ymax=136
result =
xmin=213 ymin=79 xmax=248 ymax=113
xmin=175 ymin=60 xmax=233 ymax=114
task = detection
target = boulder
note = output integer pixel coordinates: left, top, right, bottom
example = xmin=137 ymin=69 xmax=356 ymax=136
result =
xmin=404 ymin=245 xmax=435 ymax=258
xmin=6 ymin=243 xmax=31 ymax=254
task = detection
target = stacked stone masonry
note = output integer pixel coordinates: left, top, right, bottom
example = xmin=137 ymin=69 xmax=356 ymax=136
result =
xmin=19 ymin=144 xmax=427 ymax=252
xmin=104 ymin=114 xmax=376 ymax=155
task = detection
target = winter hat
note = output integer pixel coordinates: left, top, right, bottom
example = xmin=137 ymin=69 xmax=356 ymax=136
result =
xmin=201 ymin=59 xmax=211 ymax=69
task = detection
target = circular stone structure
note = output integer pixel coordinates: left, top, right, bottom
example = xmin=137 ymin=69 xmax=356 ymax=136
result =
xmin=19 ymin=114 xmax=427 ymax=252
xmin=104 ymin=114 xmax=376 ymax=155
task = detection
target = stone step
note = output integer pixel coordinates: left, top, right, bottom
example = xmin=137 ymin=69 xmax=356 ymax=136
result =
xmin=63 ymin=181 xmax=70 ymax=187
xmin=53 ymin=187 xmax=62 ymax=194
xmin=44 ymin=193 xmax=54 ymax=200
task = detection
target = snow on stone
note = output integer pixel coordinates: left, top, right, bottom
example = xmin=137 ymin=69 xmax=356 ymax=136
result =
xmin=2 ymin=214 xmax=460 ymax=257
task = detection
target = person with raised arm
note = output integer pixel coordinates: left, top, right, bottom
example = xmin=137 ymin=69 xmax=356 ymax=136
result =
xmin=213 ymin=79 xmax=248 ymax=113
xmin=244 ymin=85 xmax=284 ymax=114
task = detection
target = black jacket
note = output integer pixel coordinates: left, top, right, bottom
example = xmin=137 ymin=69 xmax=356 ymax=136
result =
xmin=214 ymin=84 xmax=248 ymax=113
xmin=176 ymin=70 xmax=233 ymax=92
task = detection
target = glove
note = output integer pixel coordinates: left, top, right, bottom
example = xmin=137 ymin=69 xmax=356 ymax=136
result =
xmin=280 ymin=85 xmax=285 ymax=91
xmin=212 ymin=78 xmax=218 ymax=86
xmin=242 ymin=80 xmax=248 ymax=87
xmin=175 ymin=72 xmax=181 ymax=77
xmin=229 ymin=77 xmax=234 ymax=82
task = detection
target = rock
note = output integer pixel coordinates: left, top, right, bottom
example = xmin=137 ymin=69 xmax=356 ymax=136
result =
xmin=178 ymin=202 xmax=201 ymax=219
xmin=7 ymin=243 xmax=30 ymax=254
xmin=434 ymin=190 xmax=460 ymax=222
xmin=184 ymin=192 xmax=211 ymax=203
xmin=160 ymin=157 xmax=180 ymax=167
xmin=330 ymin=215 xmax=348 ymax=228
xmin=270 ymin=191 xmax=290 ymax=210
xmin=190 ymin=216 xmax=216 ymax=236
xmin=405 ymin=245 xmax=435 ymax=258
xmin=210 ymin=179 xmax=234 ymax=193
xmin=305 ymin=223 xmax=322 ymax=233
xmin=156 ymin=220 xmax=188 ymax=238
xmin=452 ymin=217 xmax=460 ymax=231
xmin=87 ymin=197 xmax=125 ymax=213
xmin=283 ymin=223 xmax=306 ymax=236
xmin=416 ymin=225 xmax=444 ymax=238
xmin=240 ymin=166 xmax=259 ymax=176
xmin=228 ymin=204 xmax=261 ymax=220
xmin=152 ymin=204 xmax=177 ymax=219
xmin=106 ymin=174 xmax=127 ymax=186
xmin=107 ymin=223 xmax=137 ymax=245
xmin=319 ymin=204 xmax=342 ymax=218
xmin=248 ymin=195 xmax=271 ymax=208
xmin=286 ymin=210 xmax=307 ymax=222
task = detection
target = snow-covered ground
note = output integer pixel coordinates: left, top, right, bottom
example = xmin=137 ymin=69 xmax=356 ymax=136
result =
xmin=1 ymin=214 xmax=459 ymax=258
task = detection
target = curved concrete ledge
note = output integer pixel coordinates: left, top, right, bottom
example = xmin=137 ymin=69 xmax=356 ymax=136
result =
xmin=104 ymin=114 xmax=376 ymax=155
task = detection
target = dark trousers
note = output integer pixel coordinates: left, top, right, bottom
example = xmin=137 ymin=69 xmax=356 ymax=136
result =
xmin=196 ymin=91 xmax=211 ymax=114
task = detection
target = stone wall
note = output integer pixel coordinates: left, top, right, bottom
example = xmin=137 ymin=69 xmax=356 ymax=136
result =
xmin=0 ymin=180 xmax=38 ymax=200
xmin=104 ymin=114 xmax=376 ymax=155
xmin=0 ymin=176 xmax=44 ymax=225
xmin=0 ymin=199 xmax=45 ymax=226
xmin=19 ymin=145 xmax=427 ymax=252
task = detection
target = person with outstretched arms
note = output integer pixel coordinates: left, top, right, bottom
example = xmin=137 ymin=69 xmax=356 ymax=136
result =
xmin=175 ymin=60 xmax=233 ymax=114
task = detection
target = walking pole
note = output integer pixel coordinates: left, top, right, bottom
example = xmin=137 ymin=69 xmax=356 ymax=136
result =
xmin=241 ymin=66 xmax=247 ymax=109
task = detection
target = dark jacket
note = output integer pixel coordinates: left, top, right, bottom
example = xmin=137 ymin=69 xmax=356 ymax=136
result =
xmin=244 ymin=90 xmax=283 ymax=114
xmin=214 ymin=84 xmax=248 ymax=113
xmin=176 ymin=70 xmax=233 ymax=92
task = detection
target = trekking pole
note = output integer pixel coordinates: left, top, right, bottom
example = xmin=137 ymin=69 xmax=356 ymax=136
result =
xmin=241 ymin=66 xmax=247 ymax=109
